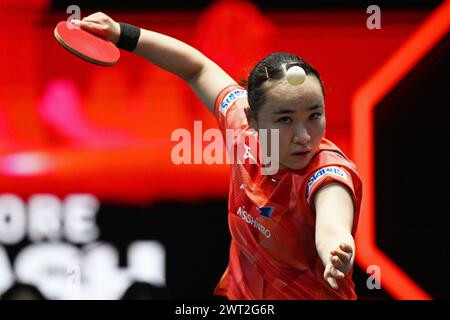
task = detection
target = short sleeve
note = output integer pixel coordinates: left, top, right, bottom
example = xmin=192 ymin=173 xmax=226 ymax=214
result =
xmin=214 ymin=85 xmax=249 ymax=134
xmin=305 ymin=166 xmax=357 ymax=207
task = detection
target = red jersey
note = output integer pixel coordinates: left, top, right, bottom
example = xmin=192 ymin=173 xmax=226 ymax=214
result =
xmin=213 ymin=85 xmax=362 ymax=300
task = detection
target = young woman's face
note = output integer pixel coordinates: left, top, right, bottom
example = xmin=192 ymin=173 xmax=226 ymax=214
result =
xmin=254 ymin=75 xmax=325 ymax=171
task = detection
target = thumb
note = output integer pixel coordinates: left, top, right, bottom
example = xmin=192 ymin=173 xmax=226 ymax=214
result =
xmin=324 ymin=263 xmax=340 ymax=290
xmin=326 ymin=275 xmax=339 ymax=290
xmin=70 ymin=19 xmax=82 ymax=28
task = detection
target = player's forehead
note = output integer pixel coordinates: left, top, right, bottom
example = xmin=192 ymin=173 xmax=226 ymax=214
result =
xmin=261 ymin=75 xmax=324 ymax=113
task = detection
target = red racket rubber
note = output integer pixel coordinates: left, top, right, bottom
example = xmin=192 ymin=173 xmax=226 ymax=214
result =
xmin=54 ymin=21 xmax=120 ymax=66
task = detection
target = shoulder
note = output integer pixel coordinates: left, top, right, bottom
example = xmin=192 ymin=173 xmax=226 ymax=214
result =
xmin=214 ymin=85 xmax=248 ymax=118
xmin=214 ymin=85 xmax=250 ymax=134
xmin=299 ymin=139 xmax=363 ymax=204
xmin=309 ymin=138 xmax=359 ymax=175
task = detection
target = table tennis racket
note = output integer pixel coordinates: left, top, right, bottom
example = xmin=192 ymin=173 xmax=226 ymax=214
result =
xmin=54 ymin=21 xmax=120 ymax=66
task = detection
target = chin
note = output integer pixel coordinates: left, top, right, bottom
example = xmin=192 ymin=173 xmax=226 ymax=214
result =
xmin=284 ymin=161 xmax=309 ymax=171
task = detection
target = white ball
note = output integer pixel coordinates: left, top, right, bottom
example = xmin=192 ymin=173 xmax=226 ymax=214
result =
xmin=286 ymin=66 xmax=306 ymax=85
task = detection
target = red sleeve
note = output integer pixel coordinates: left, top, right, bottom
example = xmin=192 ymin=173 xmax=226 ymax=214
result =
xmin=305 ymin=166 xmax=357 ymax=208
xmin=213 ymin=85 xmax=249 ymax=134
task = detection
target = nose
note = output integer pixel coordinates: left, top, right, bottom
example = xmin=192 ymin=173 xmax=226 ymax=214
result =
xmin=292 ymin=124 xmax=311 ymax=146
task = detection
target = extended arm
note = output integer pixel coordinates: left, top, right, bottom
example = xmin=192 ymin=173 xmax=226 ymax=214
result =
xmin=314 ymin=182 xmax=355 ymax=290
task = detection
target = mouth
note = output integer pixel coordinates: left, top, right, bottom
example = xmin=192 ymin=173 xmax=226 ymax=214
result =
xmin=291 ymin=150 xmax=311 ymax=157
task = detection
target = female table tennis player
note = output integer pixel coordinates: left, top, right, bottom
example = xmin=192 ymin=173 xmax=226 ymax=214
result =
xmin=72 ymin=12 xmax=362 ymax=300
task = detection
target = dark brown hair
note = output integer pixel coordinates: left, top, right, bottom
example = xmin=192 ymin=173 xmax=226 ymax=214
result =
xmin=245 ymin=52 xmax=324 ymax=120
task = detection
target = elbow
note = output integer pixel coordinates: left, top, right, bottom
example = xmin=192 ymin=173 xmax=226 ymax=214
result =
xmin=184 ymin=67 xmax=202 ymax=83
xmin=182 ymin=55 xmax=209 ymax=82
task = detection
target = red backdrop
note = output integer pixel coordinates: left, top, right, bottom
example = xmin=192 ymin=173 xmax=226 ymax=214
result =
xmin=0 ymin=0 xmax=432 ymax=204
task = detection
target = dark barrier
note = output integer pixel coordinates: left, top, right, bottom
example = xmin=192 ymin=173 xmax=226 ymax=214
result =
xmin=374 ymin=32 xmax=450 ymax=299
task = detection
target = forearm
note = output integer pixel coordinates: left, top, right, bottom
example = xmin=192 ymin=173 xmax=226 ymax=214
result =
xmin=132 ymin=28 xmax=208 ymax=80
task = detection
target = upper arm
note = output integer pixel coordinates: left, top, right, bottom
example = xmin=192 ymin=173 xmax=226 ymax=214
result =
xmin=314 ymin=183 xmax=355 ymax=238
xmin=186 ymin=59 xmax=238 ymax=114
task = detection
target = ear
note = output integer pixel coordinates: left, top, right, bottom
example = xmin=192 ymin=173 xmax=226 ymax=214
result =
xmin=245 ymin=107 xmax=258 ymax=130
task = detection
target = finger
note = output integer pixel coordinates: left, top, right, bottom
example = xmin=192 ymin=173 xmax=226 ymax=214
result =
xmin=331 ymin=258 xmax=348 ymax=278
xmin=323 ymin=264 xmax=333 ymax=281
xmin=70 ymin=19 xmax=95 ymax=28
xmin=323 ymin=262 xmax=333 ymax=276
xmin=331 ymin=255 xmax=343 ymax=269
xmin=70 ymin=19 xmax=82 ymax=27
xmin=78 ymin=20 xmax=100 ymax=32
xmin=331 ymin=249 xmax=350 ymax=264
xmin=82 ymin=15 xmax=108 ymax=25
xmin=330 ymin=266 xmax=345 ymax=279
xmin=81 ymin=17 xmax=102 ymax=24
xmin=326 ymin=275 xmax=339 ymax=290
xmin=83 ymin=13 xmax=112 ymax=27
xmin=324 ymin=263 xmax=344 ymax=280
xmin=72 ymin=20 xmax=108 ymax=38
xmin=340 ymin=243 xmax=353 ymax=254
xmin=82 ymin=12 xmax=105 ymax=21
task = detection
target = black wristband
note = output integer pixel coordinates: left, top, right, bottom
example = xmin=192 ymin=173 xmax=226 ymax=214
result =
xmin=116 ymin=22 xmax=141 ymax=52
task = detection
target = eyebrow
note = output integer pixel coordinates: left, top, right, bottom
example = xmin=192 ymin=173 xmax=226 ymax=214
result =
xmin=272 ymin=104 xmax=323 ymax=115
xmin=272 ymin=109 xmax=294 ymax=115
xmin=308 ymin=104 xmax=323 ymax=111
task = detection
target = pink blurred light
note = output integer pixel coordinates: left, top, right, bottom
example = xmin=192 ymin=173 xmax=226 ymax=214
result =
xmin=37 ymin=78 xmax=134 ymax=146
xmin=0 ymin=151 xmax=55 ymax=176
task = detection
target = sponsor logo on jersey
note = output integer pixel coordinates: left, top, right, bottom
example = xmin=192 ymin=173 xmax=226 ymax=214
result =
xmin=220 ymin=89 xmax=247 ymax=116
xmin=306 ymin=166 xmax=348 ymax=202
xmin=236 ymin=206 xmax=271 ymax=238
xmin=257 ymin=206 xmax=274 ymax=218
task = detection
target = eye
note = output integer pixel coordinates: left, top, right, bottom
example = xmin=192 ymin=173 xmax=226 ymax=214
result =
xmin=309 ymin=112 xmax=322 ymax=120
xmin=276 ymin=117 xmax=292 ymax=124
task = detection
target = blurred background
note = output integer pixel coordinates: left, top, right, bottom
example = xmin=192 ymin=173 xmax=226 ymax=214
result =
xmin=0 ymin=0 xmax=448 ymax=300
